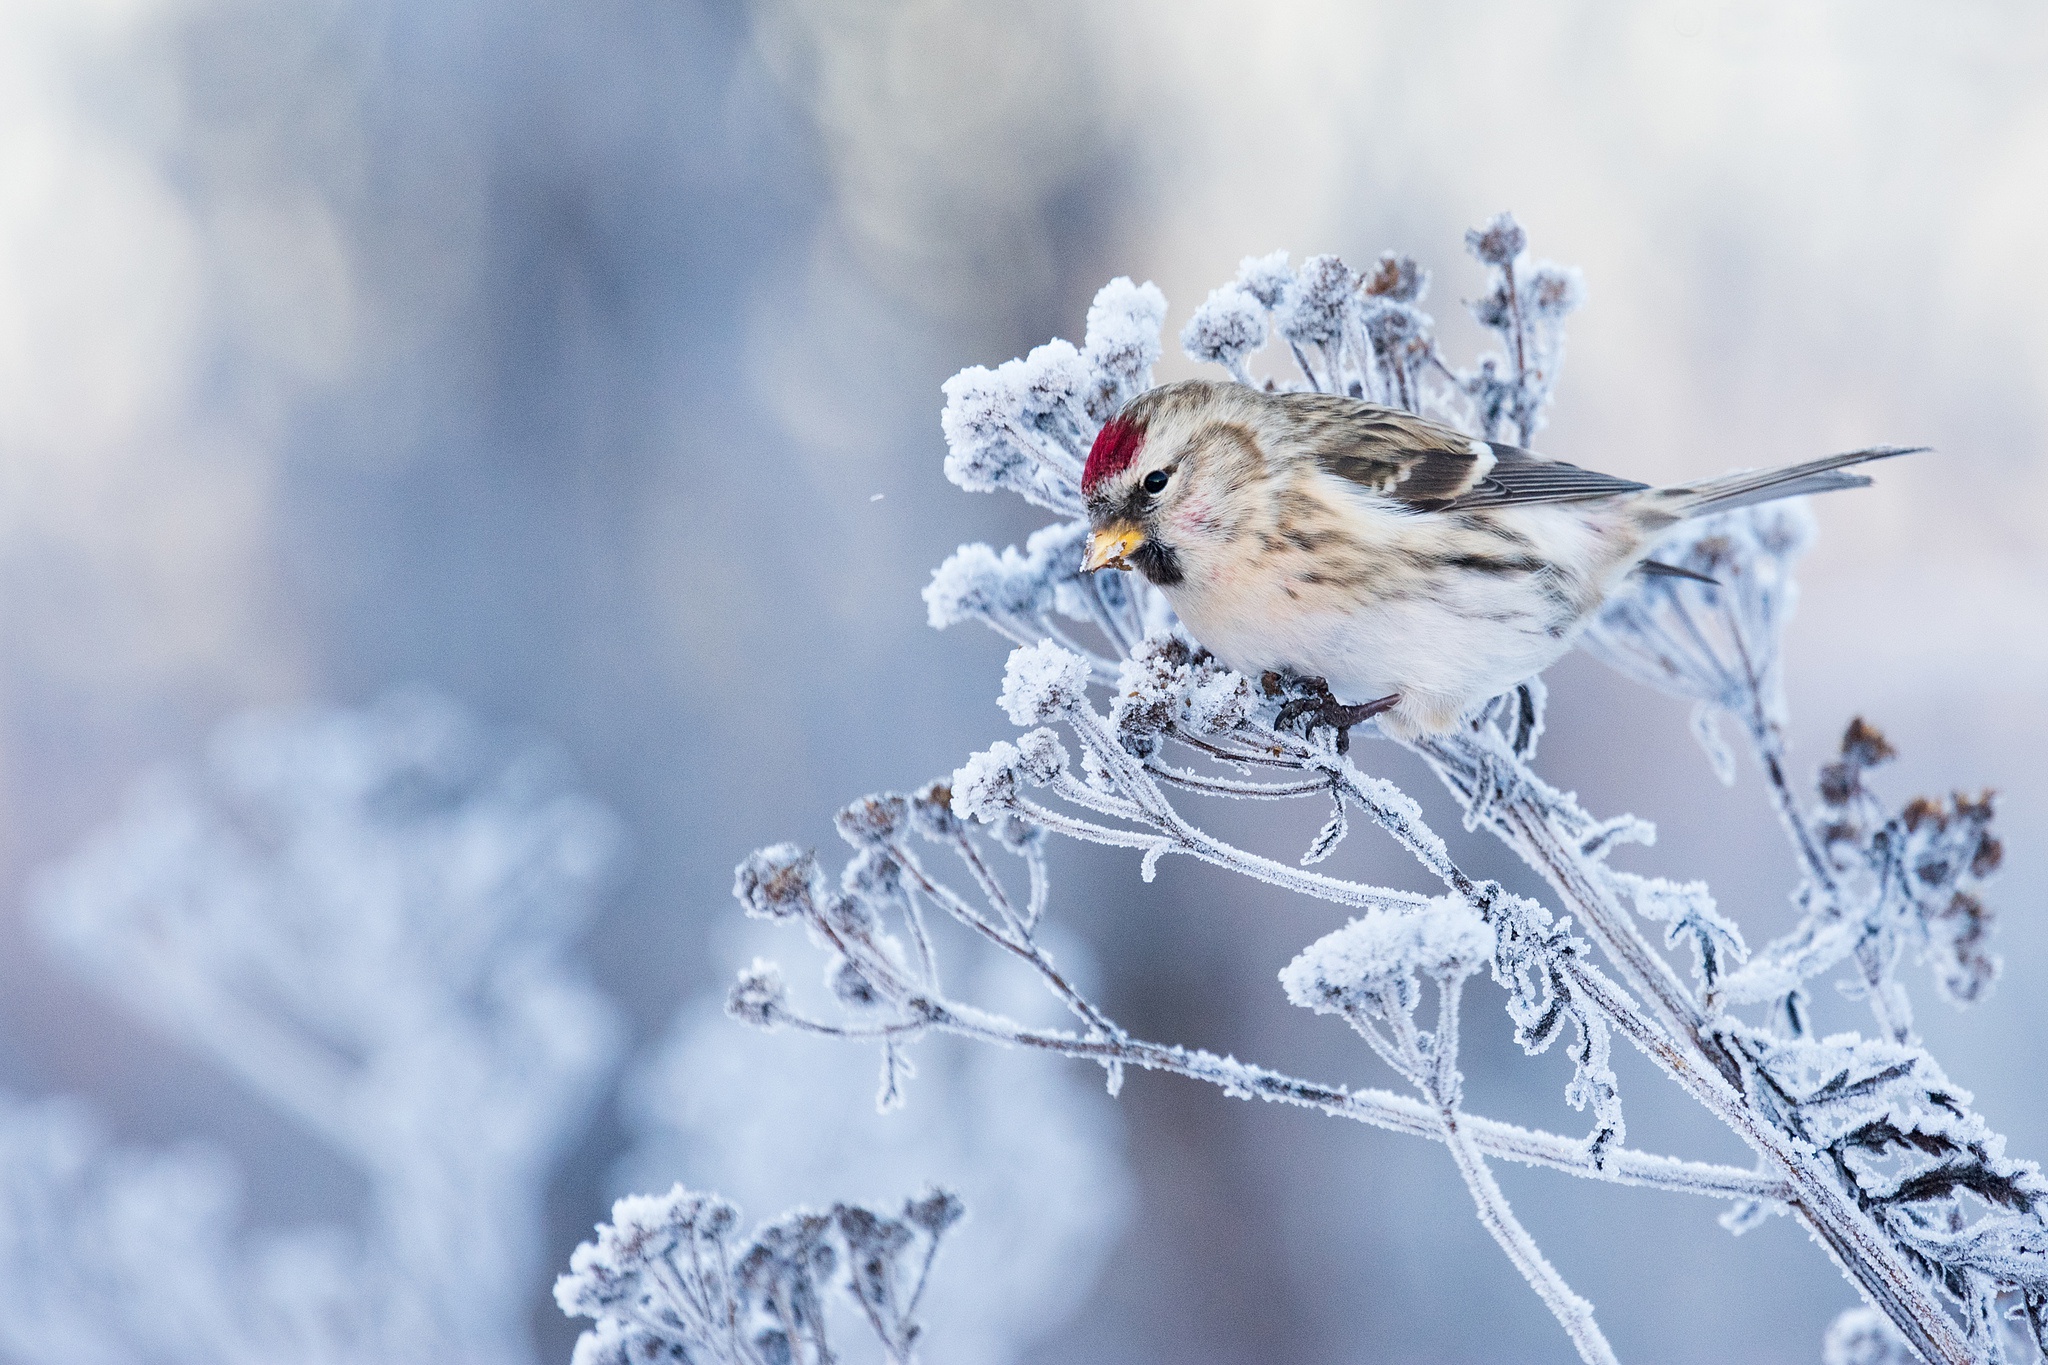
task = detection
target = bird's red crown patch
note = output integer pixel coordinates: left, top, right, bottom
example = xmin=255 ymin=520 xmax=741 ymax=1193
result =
xmin=1082 ymin=418 xmax=1145 ymax=495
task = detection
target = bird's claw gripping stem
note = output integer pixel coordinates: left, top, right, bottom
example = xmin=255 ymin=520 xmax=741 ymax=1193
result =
xmin=1261 ymin=672 xmax=1401 ymax=754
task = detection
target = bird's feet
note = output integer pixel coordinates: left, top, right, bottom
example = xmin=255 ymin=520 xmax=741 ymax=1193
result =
xmin=1260 ymin=672 xmax=1401 ymax=754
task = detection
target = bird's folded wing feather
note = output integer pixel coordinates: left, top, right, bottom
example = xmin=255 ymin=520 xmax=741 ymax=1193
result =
xmin=1289 ymin=395 xmax=1648 ymax=512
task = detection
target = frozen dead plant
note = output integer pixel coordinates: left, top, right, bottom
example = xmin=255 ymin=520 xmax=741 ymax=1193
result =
xmin=556 ymin=1183 xmax=965 ymax=1365
xmin=696 ymin=217 xmax=2036 ymax=1363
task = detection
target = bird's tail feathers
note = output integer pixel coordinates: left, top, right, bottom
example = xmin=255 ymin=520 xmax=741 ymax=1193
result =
xmin=1668 ymin=446 xmax=1924 ymax=517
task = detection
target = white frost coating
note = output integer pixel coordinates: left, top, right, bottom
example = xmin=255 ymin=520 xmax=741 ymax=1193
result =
xmin=1465 ymin=211 xmax=1528 ymax=266
xmin=999 ymin=641 xmax=1092 ymax=725
xmin=939 ymin=363 xmax=1083 ymax=514
xmin=740 ymin=223 xmax=2028 ymax=1365
xmin=1235 ymin=249 xmax=1293 ymax=309
xmin=617 ymin=960 xmax=1129 ymax=1365
xmin=951 ymin=742 xmax=1022 ymax=821
xmin=940 ymin=366 xmax=1032 ymax=486
xmin=1278 ymin=253 xmax=1356 ymax=349
xmin=1281 ymin=899 xmax=1493 ymax=1015
xmin=736 ymin=843 xmax=826 ymax=920
xmin=1179 ymin=284 xmax=1267 ymax=380
xmin=557 ymin=1181 xmax=970 ymax=1365
xmin=1413 ymin=903 xmax=1497 ymax=977
xmin=1017 ymin=338 xmax=1091 ymax=420
xmin=925 ymin=524 xmax=1117 ymax=676
xmin=924 ymin=542 xmax=1013 ymax=629
xmin=1014 ymin=727 xmax=1070 ymax=784
xmin=1082 ymin=276 xmax=1167 ymax=398
xmin=728 ymin=957 xmax=789 ymax=1027
xmin=1524 ymin=261 xmax=1587 ymax=321
xmin=1110 ymin=635 xmax=1255 ymax=758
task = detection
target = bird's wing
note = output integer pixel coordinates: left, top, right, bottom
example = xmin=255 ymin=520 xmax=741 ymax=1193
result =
xmin=1449 ymin=445 xmax=1650 ymax=510
xmin=1288 ymin=395 xmax=1648 ymax=512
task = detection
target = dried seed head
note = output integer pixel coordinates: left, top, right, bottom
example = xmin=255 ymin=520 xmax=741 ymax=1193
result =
xmin=727 ymin=959 xmax=788 ymax=1026
xmin=1465 ymin=211 xmax=1527 ymax=266
xmin=908 ymin=780 xmax=965 ymax=841
xmin=734 ymin=845 xmax=824 ymax=920
xmin=1360 ymin=251 xmax=1429 ymax=304
xmin=828 ymin=955 xmax=882 ymax=1008
xmin=1817 ymin=762 xmax=1858 ymax=808
xmin=1840 ymin=717 xmax=1896 ymax=769
xmin=1901 ymin=797 xmax=1944 ymax=834
xmin=1523 ymin=262 xmax=1585 ymax=321
xmin=904 ymin=1187 xmax=966 ymax=1234
xmin=836 ymin=794 xmax=909 ymax=847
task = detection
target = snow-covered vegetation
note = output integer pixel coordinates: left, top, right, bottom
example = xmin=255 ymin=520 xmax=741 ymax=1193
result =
xmin=707 ymin=217 xmax=2039 ymax=1365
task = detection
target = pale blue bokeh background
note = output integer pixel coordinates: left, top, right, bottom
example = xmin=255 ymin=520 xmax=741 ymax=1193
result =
xmin=1 ymin=3 xmax=2043 ymax=1360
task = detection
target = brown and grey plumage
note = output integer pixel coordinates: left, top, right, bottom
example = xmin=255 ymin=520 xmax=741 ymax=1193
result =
xmin=1079 ymin=379 xmax=1917 ymax=738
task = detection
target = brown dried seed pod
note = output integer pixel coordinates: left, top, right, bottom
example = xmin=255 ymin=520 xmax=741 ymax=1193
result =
xmin=1840 ymin=717 xmax=1897 ymax=768
xmin=1901 ymin=797 xmax=1945 ymax=833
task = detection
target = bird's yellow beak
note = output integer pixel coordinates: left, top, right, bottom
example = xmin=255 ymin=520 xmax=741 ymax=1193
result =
xmin=1082 ymin=523 xmax=1145 ymax=573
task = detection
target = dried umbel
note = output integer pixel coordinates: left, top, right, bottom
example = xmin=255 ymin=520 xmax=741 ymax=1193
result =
xmin=557 ymin=1183 xmax=966 ymax=1365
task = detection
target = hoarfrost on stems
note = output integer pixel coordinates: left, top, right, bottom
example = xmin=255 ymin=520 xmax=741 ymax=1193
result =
xmin=1235 ymin=249 xmax=1294 ymax=309
xmin=556 ymin=1182 xmax=966 ymax=1365
xmin=704 ymin=218 xmax=2032 ymax=1365
xmin=1465 ymin=210 xmax=1529 ymax=266
xmin=1362 ymin=250 xmax=1430 ymax=304
xmin=1179 ymin=283 xmax=1268 ymax=384
xmin=1083 ymin=276 xmax=1168 ymax=406
xmin=1280 ymin=899 xmax=1493 ymax=1018
xmin=617 ymin=954 xmax=1127 ymax=1365
xmin=998 ymin=640 xmax=1093 ymax=725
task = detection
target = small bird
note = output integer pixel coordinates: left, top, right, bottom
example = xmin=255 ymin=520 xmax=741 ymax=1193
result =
xmin=1079 ymin=379 xmax=1917 ymax=740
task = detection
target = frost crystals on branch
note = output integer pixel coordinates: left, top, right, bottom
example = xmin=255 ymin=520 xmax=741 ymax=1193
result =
xmin=714 ymin=216 xmax=2032 ymax=1365
xmin=556 ymin=1183 xmax=965 ymax=1365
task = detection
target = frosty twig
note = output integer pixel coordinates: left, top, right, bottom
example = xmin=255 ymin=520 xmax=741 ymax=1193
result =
xmin=721 ymin=221 xmax=2036 ymax=1364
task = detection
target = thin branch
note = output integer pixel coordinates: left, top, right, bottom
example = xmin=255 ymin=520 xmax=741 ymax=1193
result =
xmin=1439 ymin=1100 xmax=1619 ymax=1365
xmin=887 ymin=839 xmax=1122 ymax=1045
xmin=1377 ymin=973 xmax=1618 ymax=1365
xmin=923 ymin=996 xmax=1783 ymax=1200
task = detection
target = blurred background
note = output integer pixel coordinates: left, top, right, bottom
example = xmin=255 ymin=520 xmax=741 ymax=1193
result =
xmin=1 ymin=1 xmax=2045 ymax=1361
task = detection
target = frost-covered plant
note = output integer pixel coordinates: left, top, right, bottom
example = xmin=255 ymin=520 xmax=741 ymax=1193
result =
xmin=9 ymin=691 xmax=623 ymax=1365
xmin=555 ymin=1183 xmax=964 ymax=1365
xmin=614 ymin=953 xmax=1127 ymax=1364
xmin=715 ymin=217 xmax=2036 ymax=1363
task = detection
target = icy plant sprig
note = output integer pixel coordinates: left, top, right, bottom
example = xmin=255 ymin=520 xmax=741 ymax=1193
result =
xmin=1283 ymin=902 xmax=1620 ymax=1365
xmin=724 ymin=728 xmax=1789 ymax=1203
xmin=721 ymin=218 xmax=2032 ymax=1364
xmin=555 ymin=1183 xmax=965 ymax=1365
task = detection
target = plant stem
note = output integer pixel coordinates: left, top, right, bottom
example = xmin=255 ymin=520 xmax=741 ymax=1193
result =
xmin=904 ymin=996 xmax=1786 ymax=1203
xmin=1438 ymin=1101 xmax=1619 ymax=1365
xmin=1410 ymin=731 xmax=1976 ymax=1365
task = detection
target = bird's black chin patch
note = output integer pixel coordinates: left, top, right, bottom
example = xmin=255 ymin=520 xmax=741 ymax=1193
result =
xmin=1132 ymin=538 xmax=1183 ymax=586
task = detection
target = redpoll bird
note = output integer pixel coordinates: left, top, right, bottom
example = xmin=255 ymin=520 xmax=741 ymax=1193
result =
xmin=1079 ymin=379 xmax=1917 ymax=740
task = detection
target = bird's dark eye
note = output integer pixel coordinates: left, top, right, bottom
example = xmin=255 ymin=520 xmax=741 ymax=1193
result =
xmin=1142 ymin=469 xmax=1171 ymax=495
